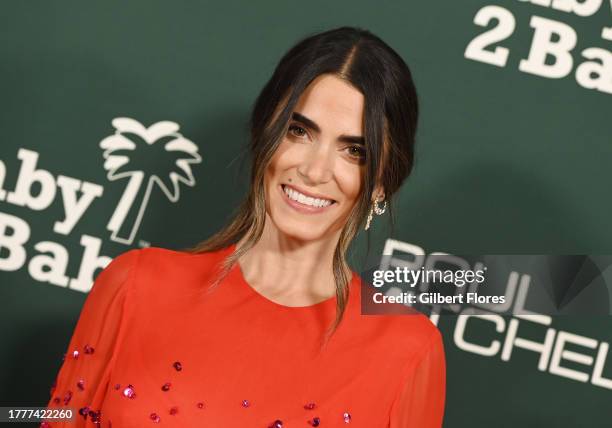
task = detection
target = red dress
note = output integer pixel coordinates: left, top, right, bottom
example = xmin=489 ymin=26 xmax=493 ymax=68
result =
xmin=43 ymin=244 xmax=445 ymax=427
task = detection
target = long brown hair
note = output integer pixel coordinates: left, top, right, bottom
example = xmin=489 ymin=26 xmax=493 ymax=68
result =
xmin=182 ymin=26 xmax=419 ymax=340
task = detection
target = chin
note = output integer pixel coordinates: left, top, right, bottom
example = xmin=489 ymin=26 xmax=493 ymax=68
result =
xmin=273 ymin=217 xmax=332 ymax=243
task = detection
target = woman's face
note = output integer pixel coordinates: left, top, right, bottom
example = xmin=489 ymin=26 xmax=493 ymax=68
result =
xmin=264 ymin=73 xmax=366 ymax=243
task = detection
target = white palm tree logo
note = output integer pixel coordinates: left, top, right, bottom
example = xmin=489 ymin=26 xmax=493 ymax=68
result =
xmin=100 ymin=117 xmax=202 ymax=245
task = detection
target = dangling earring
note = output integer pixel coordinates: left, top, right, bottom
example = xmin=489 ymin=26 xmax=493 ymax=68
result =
xmin=374 ymin=198 xmax=387 ymax=215
xmin=365 ymin=197 xmax=387 ymax=230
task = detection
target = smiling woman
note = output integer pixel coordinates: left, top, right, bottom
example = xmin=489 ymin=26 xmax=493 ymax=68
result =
xmin=265 ymin=74 xmax=365 ymax=246
xmin=44 ymin=26 xmax=445 ymax=428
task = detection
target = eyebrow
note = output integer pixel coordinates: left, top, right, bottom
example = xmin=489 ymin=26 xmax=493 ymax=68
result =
xmin=291 ymin=112 xmax=365 ymax=146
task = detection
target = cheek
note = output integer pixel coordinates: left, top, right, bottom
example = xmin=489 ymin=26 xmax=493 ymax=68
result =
xmin=265 ymin=140 xmax=292 ymax=181
xmin=276 ymin=138 xmax=301 ymax=162
xmin=271 ymin=140 xmax=301 ymax=176
xmin=336 ymin=164 xmax=363 ymax=203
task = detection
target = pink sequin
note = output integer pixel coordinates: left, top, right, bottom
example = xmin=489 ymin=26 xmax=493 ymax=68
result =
xmin=241 ymin=399 xmax=250 ymax=408
xmin=169 ymin=406 xmax=179 ymax=415
xmin=173 ymin=361 xmax=182 ymax=371
xmin=63 ymin=390 xmax=72 ymax=405
xmin=114 ymin=383 xmax=121 ymax=390
xmin=40 ymin=422 xmax=51 ymax=428
xmin=268 ymin=419 xmax=283 ymax=428
xmin=79 ymin=406 xmax=90 ymax=418
xmin=77 ymin=378 xmax=85 ymax=390
xmin=72 ymin=350 xmax=79 ymax=359
xmin=88 ymin=409 xmax=101 ymax=424
xmin=161 ymin=382 xmax=171 ymax=391
xmin=308 ymin=416 xmax=320 ymax=427
xmin=196 ymin=402 xmax=205 ymax=409
xmin=304 ymin=402 xmax=316 ymax=410
xmin=52 ymin=397 xmax=60 ymax=405
xmin=122 ymin=385 xmax=136 ymax=399
xmin=343 ymin=411 xmax=352 ymax=423
xmin=150 ymin=412 xmax=160 ymax=423
xmin=84 ymin=344 xmax=95 ymax=354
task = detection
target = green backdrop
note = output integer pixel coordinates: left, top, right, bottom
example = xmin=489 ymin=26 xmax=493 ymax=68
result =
xmin=1 ymin=1 xmax=610 ymax=426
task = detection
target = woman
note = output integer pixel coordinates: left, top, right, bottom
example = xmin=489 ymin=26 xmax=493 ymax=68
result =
xmin=43 ymin=26 xmax=445 ymax=427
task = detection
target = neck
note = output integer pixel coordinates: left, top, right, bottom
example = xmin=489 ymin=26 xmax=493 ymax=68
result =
xmin=235 ymin=215 xmax=351 ymax=306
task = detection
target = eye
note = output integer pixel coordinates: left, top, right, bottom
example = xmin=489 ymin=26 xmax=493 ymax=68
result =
xmin=346 ymin=145 xmax=366 ymax=161
xmin=288 ymin=123 xmax=308 ymax=139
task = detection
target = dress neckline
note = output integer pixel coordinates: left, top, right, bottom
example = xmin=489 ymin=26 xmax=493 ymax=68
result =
xmin=225 ymin=243 xmax=354 ymax=311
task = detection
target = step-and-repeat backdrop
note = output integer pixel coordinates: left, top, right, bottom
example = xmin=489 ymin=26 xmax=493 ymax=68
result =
xmin=1 ymin=1 xmax=610 ymax=427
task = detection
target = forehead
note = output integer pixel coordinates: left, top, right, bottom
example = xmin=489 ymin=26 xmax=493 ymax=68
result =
xmin=294 ymin=74 xmax=364 ymax=135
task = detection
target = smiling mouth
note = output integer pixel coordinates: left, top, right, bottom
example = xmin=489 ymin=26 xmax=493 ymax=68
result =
xmin=281 ymin=184 xmax=337 ymax=208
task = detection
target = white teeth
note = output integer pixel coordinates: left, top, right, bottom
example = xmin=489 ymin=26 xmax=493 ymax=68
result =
xmin=283 ymin=185 xmax=333 ymax=208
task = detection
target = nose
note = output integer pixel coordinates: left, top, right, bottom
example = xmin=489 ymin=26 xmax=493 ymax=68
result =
xmin=296 ymin=141 xmax=334 ymax=185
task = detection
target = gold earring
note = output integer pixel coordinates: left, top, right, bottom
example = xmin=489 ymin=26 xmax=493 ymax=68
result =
xmin=374 ymin=198 xmax=387 ymax=215
xmin=365 ymin=197 xmax=386 ymax=230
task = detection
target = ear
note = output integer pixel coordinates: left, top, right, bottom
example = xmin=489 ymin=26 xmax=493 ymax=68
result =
xmin=371 ymin=184 xmax=385 ymax=202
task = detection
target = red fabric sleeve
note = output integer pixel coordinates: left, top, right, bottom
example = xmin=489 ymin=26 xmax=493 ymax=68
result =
xmin=389 ymin=328 xmax=446 ymax=428
xmin=42 ymin=249 xmax=140 ymax=427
